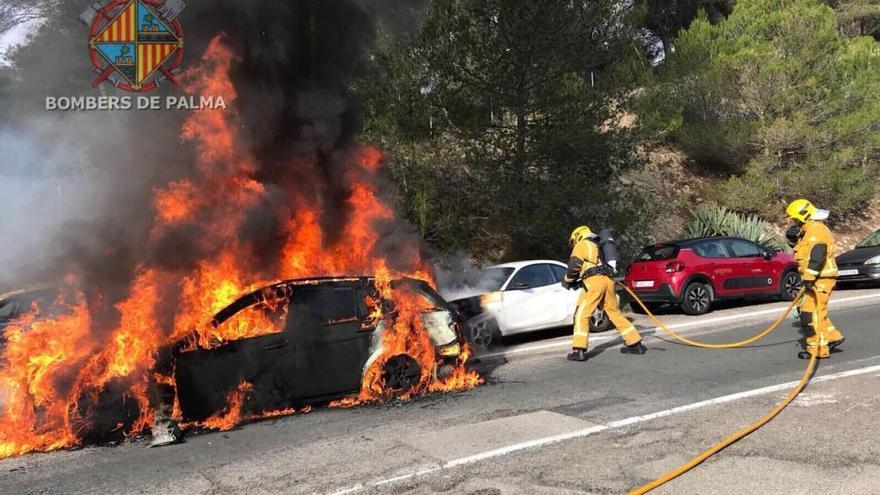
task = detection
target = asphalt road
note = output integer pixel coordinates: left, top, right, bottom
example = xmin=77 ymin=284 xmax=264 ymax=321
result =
xmin=2 ymin=288 xmax=879 ymax=494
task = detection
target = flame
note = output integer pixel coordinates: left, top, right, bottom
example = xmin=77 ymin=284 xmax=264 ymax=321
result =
xmin=190 ymin=381 xmax=253 ymax=432
xmin=0 ymin=35 xmax=480 ymax=458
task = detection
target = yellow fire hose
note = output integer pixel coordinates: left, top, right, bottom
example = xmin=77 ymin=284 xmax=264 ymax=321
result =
xmin=618 ymin=283 xmax=805 ymax=349
xmin=616 ymin=283 xmax=817 ymax=494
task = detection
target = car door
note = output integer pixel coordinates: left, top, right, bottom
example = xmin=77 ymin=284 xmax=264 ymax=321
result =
xmin=502 ymin=264 xmax=566 ymax=333
xmin=175 ymin=306 xmax=293 ymax=422
xmin=724 ymin=238 xmax=776 ymax=294
xmin=691 ymin=239 xmax=738 ymax=297
xmin=288 ymin=284 xmax=374 ymax=401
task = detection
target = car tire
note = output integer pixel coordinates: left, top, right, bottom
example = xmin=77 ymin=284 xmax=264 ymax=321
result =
xmin=630 ymin=301 xmax=661 ymax=315
xmin=779 ymin=270 xmax=801 ymax=301
xmin=467 ymin=317 xmax=500 ymax=348
xmin=589 ymin=308 xmax=612 ymax=332
xmin=381 ymin=355 xmax=422 ymax=394
xmin=681 ymin=282 xmax=713 ymax=315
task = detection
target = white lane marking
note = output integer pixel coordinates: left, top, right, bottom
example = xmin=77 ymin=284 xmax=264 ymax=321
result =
xmin=329 ymin=360 xmax=880 ymax=495
xmin=479 ymin=291 xmax=880 ymax=360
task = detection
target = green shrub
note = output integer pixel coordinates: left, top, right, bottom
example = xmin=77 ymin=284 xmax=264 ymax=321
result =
xmin=684 ymin=203 xmax=783 ymax=249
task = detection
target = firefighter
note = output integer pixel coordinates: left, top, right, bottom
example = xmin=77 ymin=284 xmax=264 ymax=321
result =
xmin=562 ymin=225 xmax=646 ymax=361
xmin=785 ymin=199 xmax=845 ymax=359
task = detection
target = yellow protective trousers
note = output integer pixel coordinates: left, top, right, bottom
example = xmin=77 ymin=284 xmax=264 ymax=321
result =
xmin=573 ymin=274 xmax=641 ymax=350
xmin=800 ymin=278 xmax=843 ymax=358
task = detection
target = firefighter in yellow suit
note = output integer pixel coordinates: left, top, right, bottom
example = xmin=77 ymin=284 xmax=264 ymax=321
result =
xmin=786 ymin=199 xmax=845 ymax=359
xmin=563 ymin=226 xmax=646 ymax=361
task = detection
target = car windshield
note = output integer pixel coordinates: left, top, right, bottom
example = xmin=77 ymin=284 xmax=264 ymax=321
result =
xmin=472 ymin=268 xmax=514 ymax=291
xmin=637 ymin=244 xmax=679 ymax=261
xmin=856 ymin=230 xmax=880 ymax=248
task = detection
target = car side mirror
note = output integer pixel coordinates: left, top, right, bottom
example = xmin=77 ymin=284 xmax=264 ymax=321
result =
xmin=762 ymin=251 xmax=774 ymax=260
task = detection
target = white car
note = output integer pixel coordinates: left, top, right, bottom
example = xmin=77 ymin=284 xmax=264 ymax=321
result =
xmin=445 ymin=260 xmax=613 ymax=347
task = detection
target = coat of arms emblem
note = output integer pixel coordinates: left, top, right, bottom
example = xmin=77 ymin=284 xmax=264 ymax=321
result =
xmin=81 ymin=0 xmax=185 ymax=92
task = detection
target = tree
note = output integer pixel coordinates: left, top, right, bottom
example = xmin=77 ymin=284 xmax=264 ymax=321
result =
xmin=827 ymin=0 xmax=880 ymax=38
xmin=637 ymin=0 xmax=735 ymax=57
xmin=358 ymin=0 xmax=652 ymax=260
xmin=0 ymin=0 xmax=52 ymax=36
xmin=638 ymin=0 xmax=880 ymax=220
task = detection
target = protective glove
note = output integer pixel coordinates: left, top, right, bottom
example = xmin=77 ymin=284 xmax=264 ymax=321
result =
xmin=802 ymin=279 xmax=815 ymax=292
xmin=561 ymin=278 xmax=580 ymax=290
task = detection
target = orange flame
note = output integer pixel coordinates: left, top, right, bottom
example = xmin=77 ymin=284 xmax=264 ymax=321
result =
xmin=0 ymin=35 xmax=480 ymax=458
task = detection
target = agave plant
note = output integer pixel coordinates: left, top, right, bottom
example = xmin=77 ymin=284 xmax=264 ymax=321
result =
xmin=684 ymin=203 xmax=783 ymax=249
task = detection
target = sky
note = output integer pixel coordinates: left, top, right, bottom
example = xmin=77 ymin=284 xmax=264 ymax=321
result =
xmin=0 ymin=19 xmax=39 ymax=65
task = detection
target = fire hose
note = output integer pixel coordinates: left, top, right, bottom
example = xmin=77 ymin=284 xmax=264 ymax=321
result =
xmin=616 ymin=283 xmax=816 ymax=494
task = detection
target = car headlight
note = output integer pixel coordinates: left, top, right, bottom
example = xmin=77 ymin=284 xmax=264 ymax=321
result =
xmin=439 ymin=342 xmax=461 ymax=357
xmin=866 ymin=255 xmax=880 ymax=265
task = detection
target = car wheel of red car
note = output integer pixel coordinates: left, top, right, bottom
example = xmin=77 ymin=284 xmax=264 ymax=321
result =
xmin=681 ymin=281 xmax=712 ymax=315
xmin=382 ymin=355 xmax=422 ymax=394
xmin=779 ymin=270 xmax=801 ymax=301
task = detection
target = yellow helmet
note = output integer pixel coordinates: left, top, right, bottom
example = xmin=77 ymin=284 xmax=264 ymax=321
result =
xmin=569 ymin=225 xmax=595 ymax=246
xmin=785 ymin=199 xmax=817 ymax=223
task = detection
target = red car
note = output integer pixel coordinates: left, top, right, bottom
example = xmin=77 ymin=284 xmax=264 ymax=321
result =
xmin=624 ymin=237 xmax=801 ymax=315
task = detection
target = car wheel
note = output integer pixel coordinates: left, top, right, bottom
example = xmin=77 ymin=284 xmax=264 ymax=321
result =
xmin=467 ymin=317 xmax=499 ymax=347
xmin=681 ymin=282 xmax=712 ymax=315
xmin=381 ymin=355 xmax=422 ymax=394
xmin=779 ymin=270 xmax=801 ymax=301
xmin=589 ymin=308 xmax=612 ymax=332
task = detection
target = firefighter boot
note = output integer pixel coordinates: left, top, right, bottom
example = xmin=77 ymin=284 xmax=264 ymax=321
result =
xmin=827 ymin=327 xmax=845 ymax=351
xmin=567 ymin=349 xmax=589 ymax=362
xmin=620 ymin=341 xmax=647 ymax=355
xmin=149 ymin=407 xmax=183 ymax=448
xmin=799 ymin=335 xmax=830 ymax=360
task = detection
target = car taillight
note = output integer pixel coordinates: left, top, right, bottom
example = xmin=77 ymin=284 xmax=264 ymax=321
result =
xmin=664 ymin=261 xmax=685 ymax=273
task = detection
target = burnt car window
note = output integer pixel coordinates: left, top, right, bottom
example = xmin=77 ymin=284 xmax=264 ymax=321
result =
xmin=638 ymin=244 xmax=679 ymax=261
xmin=693 ymin=240 xmax=731 ymax=258
xmin=507 ymin=264 xmax=556 ymax=290
xmin=290 ymin=286 xmax=358 ymax=326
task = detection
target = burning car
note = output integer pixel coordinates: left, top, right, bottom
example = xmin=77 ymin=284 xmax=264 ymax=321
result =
xmin=175 ymin=276 xmax=466 ymax=422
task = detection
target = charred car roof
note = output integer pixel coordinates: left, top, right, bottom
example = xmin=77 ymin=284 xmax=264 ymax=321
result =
xmin=211 ymin=276 xmax=439 ymax=327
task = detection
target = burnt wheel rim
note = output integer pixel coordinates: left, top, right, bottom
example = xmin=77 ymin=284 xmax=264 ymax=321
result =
xmin=469 ymin=320 xmax=493 ymax=347
xmin=688 ymin=286 xmax=709 ymax=312
xmin=783 ymin=273 xmax=801 ymax=298
xmin=383 ymin=355 xmax=421 ymax=391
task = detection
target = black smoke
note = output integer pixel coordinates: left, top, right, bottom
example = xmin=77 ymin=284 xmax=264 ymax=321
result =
xmin=0 ymin=0 xmax=421 ymax=312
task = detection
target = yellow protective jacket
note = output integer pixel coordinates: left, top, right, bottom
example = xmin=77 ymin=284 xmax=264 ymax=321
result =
xmin=793 ymin=220 xmax=838 ymax=281
xmin=564 ymin=239 xmax=601 ymax=284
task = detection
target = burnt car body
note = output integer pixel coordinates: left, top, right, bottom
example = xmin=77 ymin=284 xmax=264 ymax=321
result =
xmin=175 ymin=276 xmax=463 ymax=422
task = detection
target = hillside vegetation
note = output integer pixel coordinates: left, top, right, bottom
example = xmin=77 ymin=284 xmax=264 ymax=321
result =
xmin=360 ymin=0 xmax=880 ymax=263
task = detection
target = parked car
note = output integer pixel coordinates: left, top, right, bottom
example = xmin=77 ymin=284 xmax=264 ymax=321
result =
xmin=836 ymin=228 xmax=880 ymax=287
xmin=624 ymin=237 xmax=800 ymax=316
xmin=175 ymin=276 xmax=464 ymax=421
xmin=0 ymin=286 xmax=59 ymax=346
xmin=446 ymin=260 xmax=615 ymax=348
